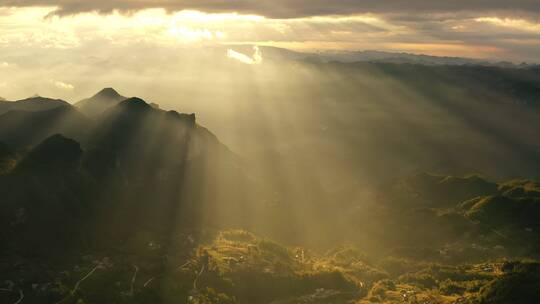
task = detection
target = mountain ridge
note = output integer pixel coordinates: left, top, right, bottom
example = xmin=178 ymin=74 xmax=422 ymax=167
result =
xmin=254 ymin=45 xmax=537 ymax=67
xmin=0 ymin=96 xmax=69 ymax=115
xmin=0 ymin=87 xmax=539 ymax=303
xmin=75 ymin=87 xmax=127 ymax=117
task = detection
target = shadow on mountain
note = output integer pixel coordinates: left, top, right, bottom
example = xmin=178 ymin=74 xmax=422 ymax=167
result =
xmin=0 ymin=92 xmax=256 ymax=261
xmin=1 ymin=87 xmax=540 ymax=303
xmin=0 ymin=105 xmax=89 ymax=148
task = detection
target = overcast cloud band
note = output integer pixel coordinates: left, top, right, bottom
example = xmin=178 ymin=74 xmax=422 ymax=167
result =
xmin=2 ymin=0 xmax=540 ymax=18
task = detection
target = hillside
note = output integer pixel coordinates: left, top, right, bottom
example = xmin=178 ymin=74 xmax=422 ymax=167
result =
xmin=0 ymin=89 xmax=539 ymax=303
xmin=0 ymin=96 xmax=69 ymax=115
xmin=0 ymin=105 xmax=90 ymax=148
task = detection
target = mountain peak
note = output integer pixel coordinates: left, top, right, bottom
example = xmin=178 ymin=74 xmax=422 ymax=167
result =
xmin=94 ymin=87 xmax=121 ymax=99
xmin=119 ymin=97 xmax=151 ymax=110
xmin=75 ymin=87 xmax=126 ymax=117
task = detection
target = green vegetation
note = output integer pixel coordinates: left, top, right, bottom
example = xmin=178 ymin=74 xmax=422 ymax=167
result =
xmin=476 ymin=261 xmax=540 ymax=304
xmin=1 ymin=226 xmax=539 ymax=303
xmin=1 ymin=88 xmax=540 ymax=302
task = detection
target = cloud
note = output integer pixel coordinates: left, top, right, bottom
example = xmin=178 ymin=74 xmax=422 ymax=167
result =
xmin=0 ymin=61 xmax=9 ymax=67
xmin=50 ymin=80 xmax=75 ymax=90
xmin=227 ymin=46 xmax=263 ymax=64
xmin=475 ymin=17 xmax=540 ymax=33
xmin=2 ymin=1 xmax=540 ymax=19
xmin=1 ymin=5 xmax=540 ymax=62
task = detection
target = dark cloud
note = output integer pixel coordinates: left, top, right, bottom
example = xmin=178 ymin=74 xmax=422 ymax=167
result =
xmin=3 ymin=0 xmax=540 ymax=18
xmin=2 ymin=0 xmax=540 ymax=63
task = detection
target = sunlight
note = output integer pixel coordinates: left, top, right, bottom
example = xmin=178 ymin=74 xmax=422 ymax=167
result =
xmin=170 ymin=10 xmax=265 ymax=23
xmin=0 ymin=7 xmax=262 ymax=46
xmin=3 ymin=6 xmax=539 ymax=61
xmin=475 ymin=17 xmax=540 ymax=33
xmin=167 ymin=26 xmax=217 ymax=41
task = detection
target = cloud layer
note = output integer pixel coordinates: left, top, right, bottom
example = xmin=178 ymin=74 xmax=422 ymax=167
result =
xmin=1 ymin=6 xmax=540 ymax=63
xmin=3 ymin=0 xmax=540 ymax=18
xmin=1 ymin=1 xmax=540 ymax=69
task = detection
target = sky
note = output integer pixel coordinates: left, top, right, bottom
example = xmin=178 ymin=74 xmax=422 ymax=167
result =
xmin=1 ymin=1 xmax=540 ymax=60
xmin=1 ymin=1 xmax=540 ymax=100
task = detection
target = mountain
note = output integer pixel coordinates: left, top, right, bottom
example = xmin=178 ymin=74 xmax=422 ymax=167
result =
xmin=311 ymin=50 xmax=498 ymax=66
xmin=84 ymin=96 xmax=247 ymax=230
xmin=256 ymin=46 xmax=533 ymax=67
xmin=2 ymin=87 xmax=540 ymax=303
xmin=0 ymin=93 xmax=251 ymax=255
xmin=355 ymin=172 xmax=540 ymax=259
xmin=0 ymin=96 xmax=69 ymax=115
xmin=75 ymin=87 xmax=127 ymax=117
xmin=0 ymin=134 xmax=95 ymax=256
xmin=88 ymin=96 xmax=195 ymax=152
xmin=84 ymin=96 xmax=197 ymax=179
xmin=0 ymin=105 xmax=89 ymax=148
xmin=16 ymin=134 xmax=82 ymax=172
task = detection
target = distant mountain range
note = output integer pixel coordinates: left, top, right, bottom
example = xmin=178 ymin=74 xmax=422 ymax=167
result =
xmin=256 ymin=46 xmax=536 ymax=68
xmin=309 ymin=50 xmax=532 ymax=68
xmin=0 ymin=96 xmax=69 ymax=115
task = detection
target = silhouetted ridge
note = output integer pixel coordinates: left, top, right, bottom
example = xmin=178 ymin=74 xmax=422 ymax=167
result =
xmin=166 ymin=110 xmax=181 ymax=118
xmin=16 ymin=96 xmax=68 ymax=104
xmin=94 ymin=87 xmax=121 ymax=99
xmin=90 ymin=97 xmax=198 ymax=153
xmin=16 ymin=134 xmax=82 ymax=171
xmin=167 ymin=110 xmax=196 ymax=126
xmin=0 ymin=96 xmax=69 ymax=115
xmin=118 ymin=97 xmax=151 ymax=110
xmin=75 ymin=87 xmax=127 ymax=117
